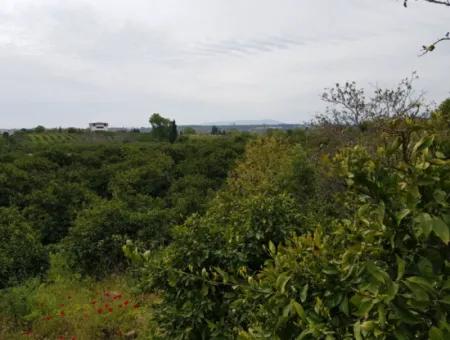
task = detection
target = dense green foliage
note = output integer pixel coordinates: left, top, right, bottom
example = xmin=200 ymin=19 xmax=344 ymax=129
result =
xmin=0 ymin=133 xmax=248 ymax=283
xmin=123 ymin=137 xmax=327 ymax=338
xmin=237 ymin=133 xmax=450 ymax=339
xmin=1 ymin=94 xmax=449 ymax=339
xmin=123 ymin=97 xmax=450 ymax=339
xmin=0 ymin=207 xmax=48 ymax=288
xmin=149 ymin=113 xmax=178 ymax=143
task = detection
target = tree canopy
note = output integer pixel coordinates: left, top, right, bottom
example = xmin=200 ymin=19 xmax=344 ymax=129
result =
xmin=149 ymin=113 xmax=178 ymax=143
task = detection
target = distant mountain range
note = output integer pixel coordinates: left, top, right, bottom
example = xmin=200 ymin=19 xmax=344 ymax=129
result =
xmin=202 ymin=119 xmax=286 ymax=126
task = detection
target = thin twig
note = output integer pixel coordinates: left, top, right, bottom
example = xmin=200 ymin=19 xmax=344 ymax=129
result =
xmin=419 ymin=34 xmax=450 ymax=56
xmin=404 ymin=0 xmax=450 ymax=7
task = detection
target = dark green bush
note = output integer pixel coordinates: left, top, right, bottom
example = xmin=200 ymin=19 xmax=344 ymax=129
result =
xmin=0 ymin=134 xmax=248 ymax=281
xmin=127 ymin=137 xmax=307 ymax=338
xmin=128 ymin=128 xmax=449 ymax=339
xmin=64 ymin=198 xmax=177 ymax=277
xmin=23 ymin=180 xmax=95 ymax=244
xmin=0 ymin=208 xmax=48 ymax=288
xmin=237 ymin=134 xmax=450 ymax=339
xmin=64 ymin=199 xmax=139 ymax=276
xmin=129 ymin=192 xmax=302 ymax=339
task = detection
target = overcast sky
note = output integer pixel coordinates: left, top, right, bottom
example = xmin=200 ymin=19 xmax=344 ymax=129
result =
xmin=0 ymin=0 xmax=449 ymax=128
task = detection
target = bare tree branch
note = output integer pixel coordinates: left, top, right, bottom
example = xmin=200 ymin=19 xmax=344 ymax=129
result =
xmin=404 ymin=0 xmax=450 ymax=7
xmin=402 ymin=1 xmax=450 ymax=54
xmin=317 ymin=73 xmax=429 ymax=128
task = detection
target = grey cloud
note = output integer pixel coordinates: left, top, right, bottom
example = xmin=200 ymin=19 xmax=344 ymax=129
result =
xmin=191 ymin=36 xmax=305 ymax=57
xmin=0 ymin=0 xmax=449 ymax=128
xmin=24 ymin=4 xmax=182 ymax=65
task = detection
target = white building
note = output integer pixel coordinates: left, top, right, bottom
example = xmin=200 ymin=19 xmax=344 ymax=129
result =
xmin=89 ymin=122 xmax=109 ymax=131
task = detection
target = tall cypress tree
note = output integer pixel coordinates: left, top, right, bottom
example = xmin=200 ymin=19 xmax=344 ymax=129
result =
xmin=168 ymin=120 xmax=178 ymax=143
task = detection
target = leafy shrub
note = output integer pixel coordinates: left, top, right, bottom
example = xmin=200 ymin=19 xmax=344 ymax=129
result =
xmin=438 ymin=98 xmax=450 ymax=124
xmin=23 ymin=180 xmax=95 ymax=244
xmin=0 ymin=278 xmax=41 ymax=327
xmin=0 ymin=164 xmax=30 ymax=207
xmin=128 ymin=192 xmax=302 ymax=339
xmin=127 ymin=127 xmax=450 ymax=339
xmin=64 ymin=200 xmax=137 ymax=276
xmin=238 ymin=134 xmax=450 ymax=339
xmin=167 ymin=174 xmax=216 ymax=219
xmin=109 ymin=153 xmax=174 ymax=200
xmin=127 ymin=137 xmax=307 ymax=338
xmin=226 ymin=136 xmax=296 ymax=196
xmin=65 ymin=199 xmax=175 ymax=277
xmin=0 ymin=207 xmax=48 ymax=288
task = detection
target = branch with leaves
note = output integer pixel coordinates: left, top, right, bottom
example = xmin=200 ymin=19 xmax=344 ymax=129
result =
xmin=419 ymin=32 xmax=450 ymax=56
xmin=402 ymin=1 xmax=450 ymax=55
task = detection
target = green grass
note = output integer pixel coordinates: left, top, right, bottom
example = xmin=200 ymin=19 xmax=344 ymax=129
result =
xmin=0 ymin=255 xmax=159 ymax=339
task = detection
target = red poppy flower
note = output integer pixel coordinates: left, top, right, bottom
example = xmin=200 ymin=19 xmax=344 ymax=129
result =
xmin=108 ymin=307 xmax=113 ymax=313
xmin=123 ymin=300 xmax=129 ymax=306
xmin=97 ymin=308 xmax=103 ymax=314
xmin=133 ymin=304 xmax=140 ymax=309
xmin=43 ymin=315 xmax=53 ymax=321
xmin=59 ymin=311 xmax=65 ymax=317
xmin=91 ymin=300 xmax=97 ymax=305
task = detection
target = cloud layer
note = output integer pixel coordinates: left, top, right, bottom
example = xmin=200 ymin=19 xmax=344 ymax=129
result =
xmin=0 ymin=0 xmax=449 ymax=128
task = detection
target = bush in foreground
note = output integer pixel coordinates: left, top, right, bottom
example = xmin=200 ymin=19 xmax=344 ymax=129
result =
xmin=0 ymin=207 xmax=48 ymax=288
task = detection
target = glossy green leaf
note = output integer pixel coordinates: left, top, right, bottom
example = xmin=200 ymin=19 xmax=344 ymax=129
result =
xmin=366 ymin=262 xmax=389 ymax=283
xmin=276 ymin=273 xmax=291 ymax=294
xmin=291 ymin=300 xmax=306 ymax=321
xmin=339 ymin=296 xmax=349 ymax=316
xmin=404 ymin=281 xmax=429 ymax=301
xmin=414 ymin=213 xmax=432 ymax=238
xmin=405 ymin=276 xmax=434 ymax=291
xmin=412 ymin=135 xmax=434 ymax=155
xmin=353 ymin=298 xmax=375 ymax=317
xmin=431 ymin=217 xmax=449 ymax=244
xmin=396 ymin=256 xmax=406 ymax=281
xmin=396 ymin=209 xmax=410 ymax=225
xmin=433 ymin=190 xmax=447 ymax=206
xmin=353 ymin=321 xmax=362 ymax=340
xmin=300 ymin=284 xmax=308 ymax=303
xmin=268 ymin=240 xmax=276 ymax=255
